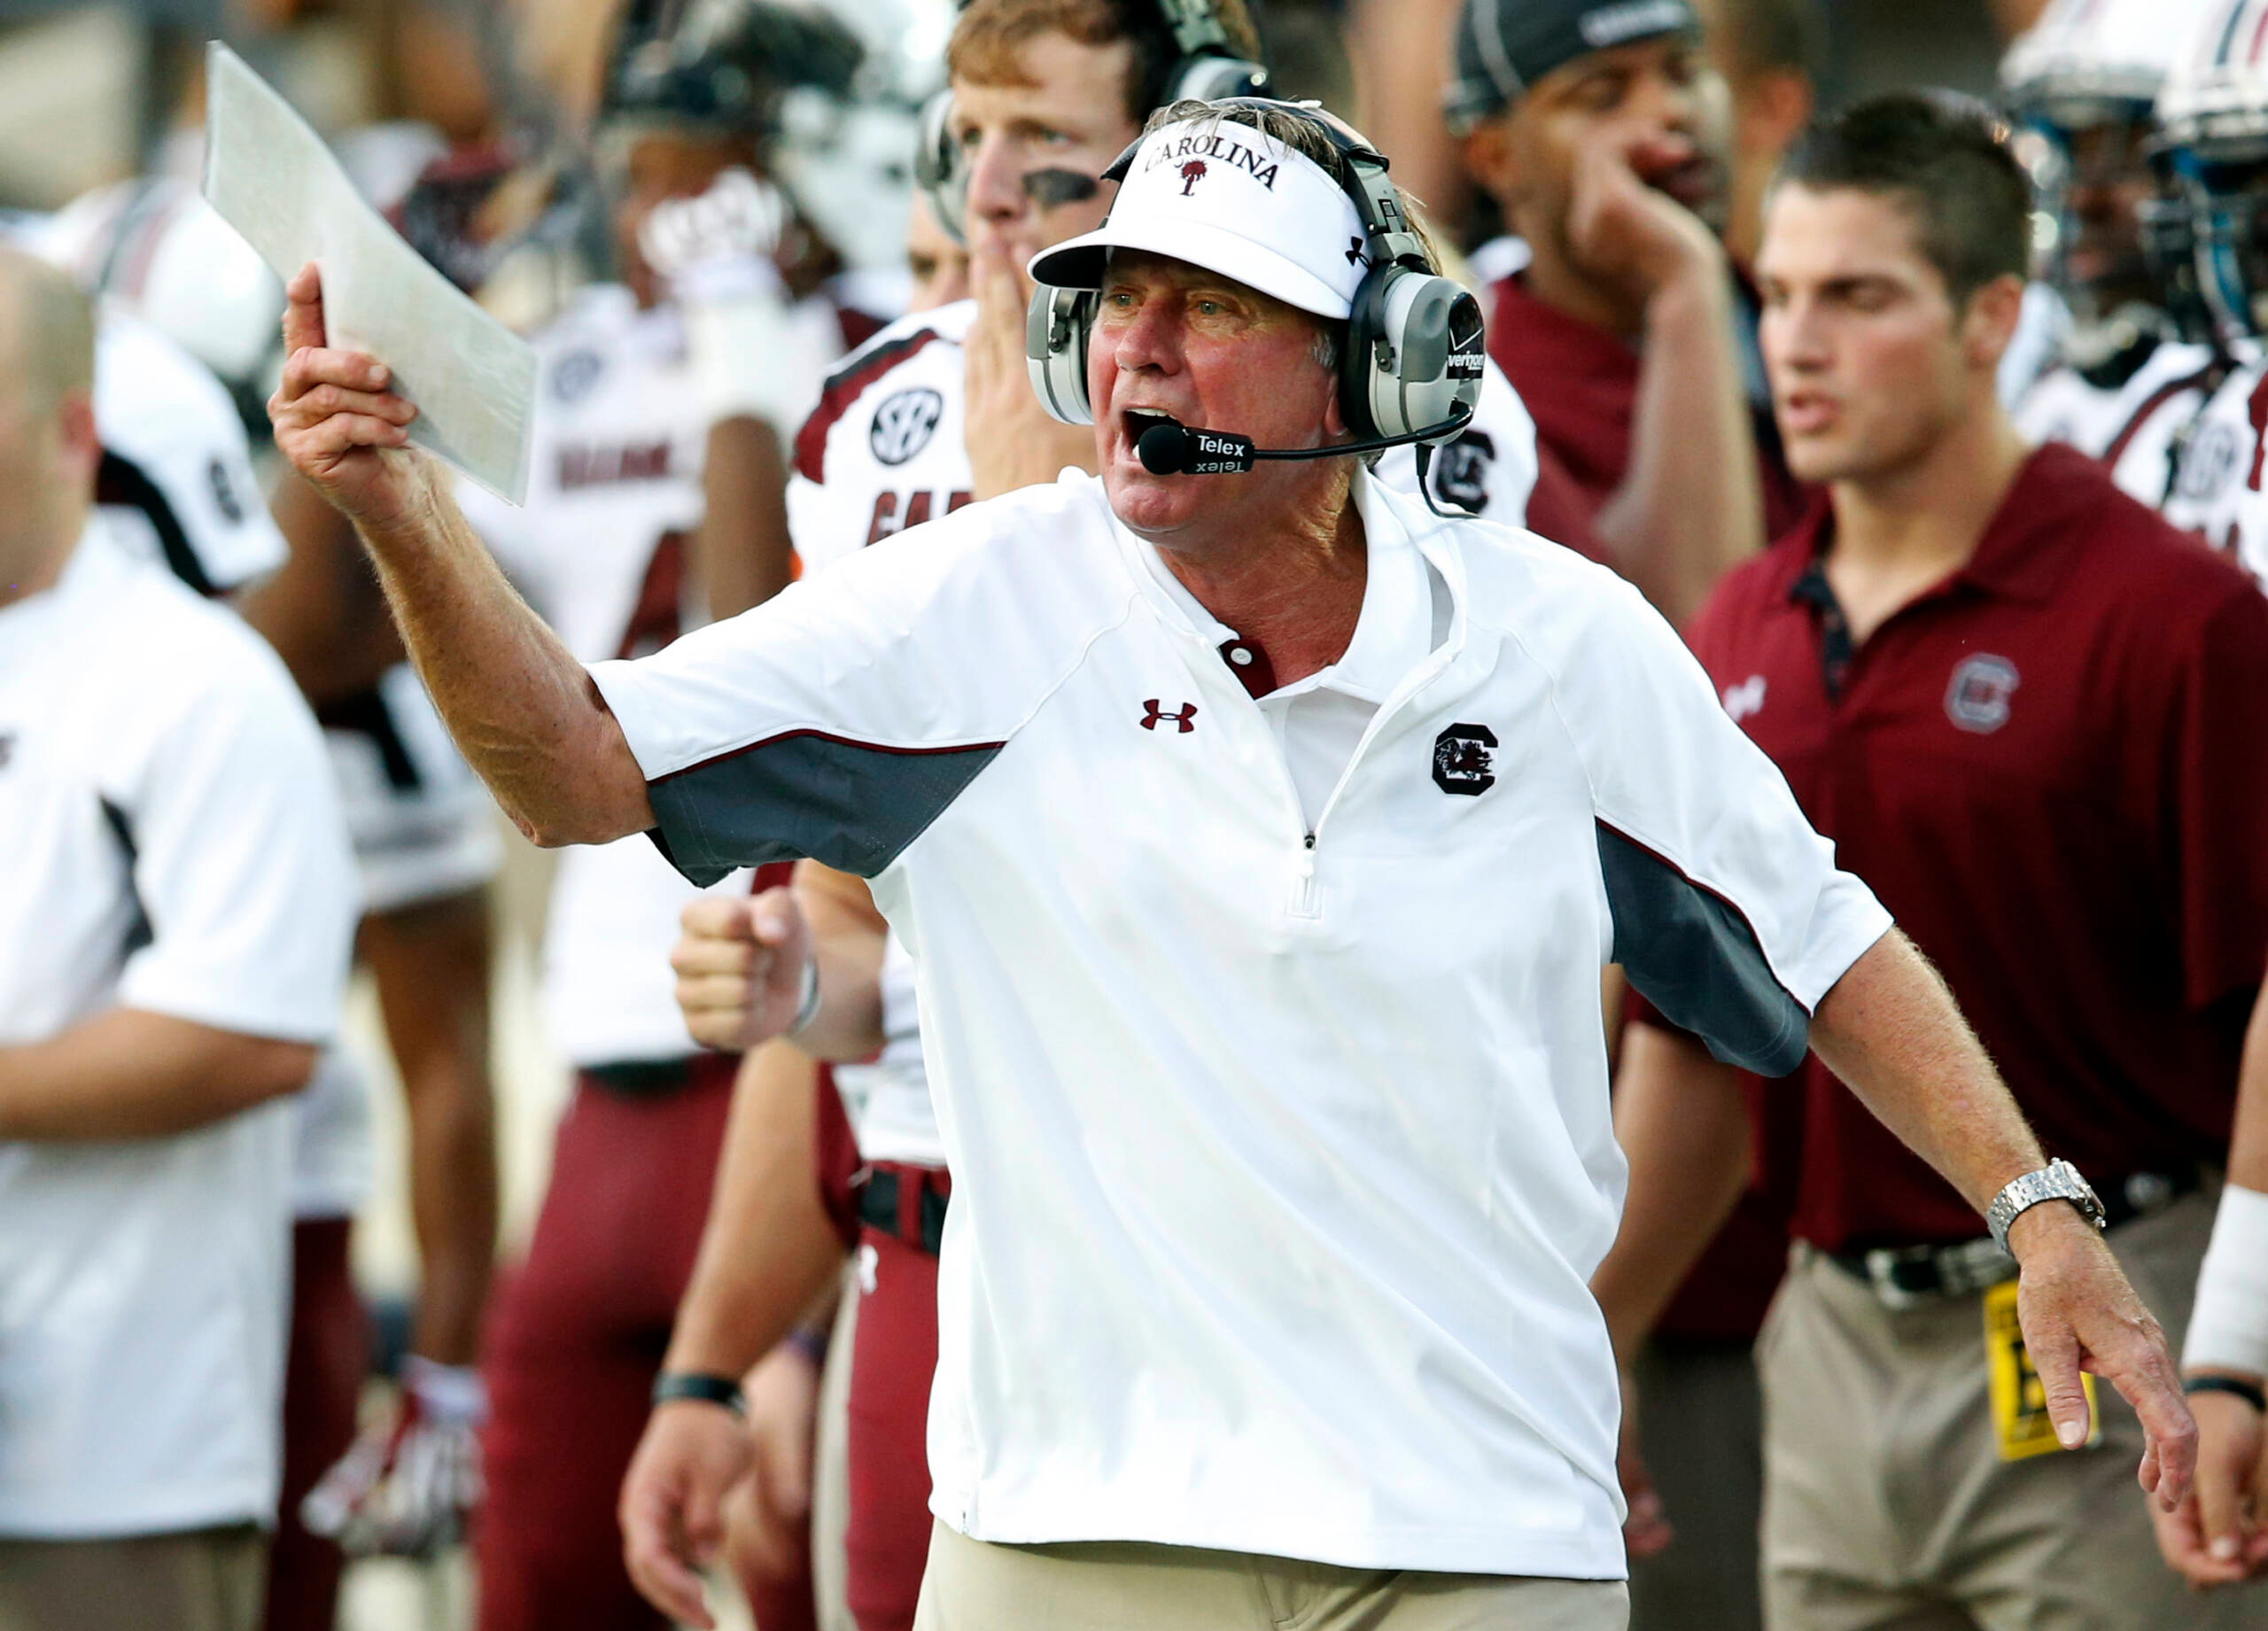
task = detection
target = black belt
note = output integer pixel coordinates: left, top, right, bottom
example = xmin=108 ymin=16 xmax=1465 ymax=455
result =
xmin=582 ymin=1058 xmax=699 ymax=1098
xmin=1829 ymin=1164 xmax=2200 ymax=1308
xmin=858 ymin=1167 xmax=949 ymax=1255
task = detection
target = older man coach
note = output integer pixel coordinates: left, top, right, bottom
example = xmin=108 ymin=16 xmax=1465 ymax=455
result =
xmin=271 ymin=99 xmax=2191 ymax=1631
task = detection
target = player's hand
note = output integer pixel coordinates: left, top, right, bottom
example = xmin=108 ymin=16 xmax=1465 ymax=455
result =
xmin=640 ymin=167 xmax=788 ymax=296
xmin=724 ymin=1341 xmax=823 ymax=1582
xmin=673 ymin=888 xmax=812 ymax=1052
xmin=300 ymin=1355 xmax=484 ymax=1558
xmin=621 ymin=1398 xmax=757 ymax=1630
xmin=268 ymin=262 xmax=429 ymax=532
xmin=2150 ymin=1382 xmax=2268 ymax=1588
xmin=1565 ymin=129 xmax=1721 ymax=309
xmin=964 ymin=239 xmax=1096 ymax=500
xmin=2008 ymin=1204 xmax=2196 ymax=1511
xmin=1615 ymin=1364 xmax=1675 ymax=1558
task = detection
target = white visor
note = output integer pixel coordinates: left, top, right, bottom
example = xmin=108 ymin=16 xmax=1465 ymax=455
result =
xmin=1028 ymin=120 xmax=1368 ymax=320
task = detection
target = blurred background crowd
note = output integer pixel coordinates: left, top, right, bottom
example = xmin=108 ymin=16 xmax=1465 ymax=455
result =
xmin=4 ymin=2 xmax=2259 ymax=1631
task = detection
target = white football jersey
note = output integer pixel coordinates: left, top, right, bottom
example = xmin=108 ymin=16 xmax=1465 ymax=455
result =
xmin=2162 ymin=346 xmax=2268 ymax=589
xmin=459 ymin=283 xmax=843 ymax=1065
xmin=2013 ymin=340 xmax=2224 ymax=508
xmin=93 ymin=304 xmax=286 ymax=595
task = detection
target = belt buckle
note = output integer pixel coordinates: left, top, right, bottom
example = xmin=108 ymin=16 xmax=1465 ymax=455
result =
xmin=1860 ymin=1246 xmax=1935 ymax=1311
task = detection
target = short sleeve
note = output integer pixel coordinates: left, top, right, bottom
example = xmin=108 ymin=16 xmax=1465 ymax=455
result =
xmin=1555 ymin=576 xmax=1891 ymax=1074
xmin=113 ymin=635 xmax=359 ymax=1043
xmin=2165 ymin=583 xmax=2268 ymax=1009
xmin=587 ymin=509 xmax=1064 ymax=886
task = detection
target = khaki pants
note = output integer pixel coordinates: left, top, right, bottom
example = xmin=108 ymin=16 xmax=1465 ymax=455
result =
xmin=912 ymin=1519 xmax=1628 ymax=1630
xmin=0 ymin=1525 xmax=267 ymax=1631
xmin=812 ymin=1272 xmax=860 ymax=1631
xmin=1628 ymin=1336 xmax=1763 ymax=1631
xmin=1759 ymin=1189 xmax=2268 ymax=1630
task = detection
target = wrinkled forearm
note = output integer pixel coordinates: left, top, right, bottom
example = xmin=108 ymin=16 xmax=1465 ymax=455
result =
xmin=1808 ymin=928 xmax=2047 ymax=1218
xmin=1593 ymin=263 xmax=1763 ymax=627
xmin=0 ymin=1008 xmax=315 ymax=1139
xmin=353 ymin=456 xmax=654 ymax=847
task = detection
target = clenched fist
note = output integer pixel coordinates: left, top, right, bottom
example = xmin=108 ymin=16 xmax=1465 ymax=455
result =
xmin=673 ymin=888 xmax=813 ymax=1052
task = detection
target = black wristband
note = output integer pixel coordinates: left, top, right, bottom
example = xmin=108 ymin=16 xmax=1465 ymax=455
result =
xmin=651 ymin=1371 xmax=747 ymax=1417
xmin=2183 ymin=1374 xmax=2267 ymax=1413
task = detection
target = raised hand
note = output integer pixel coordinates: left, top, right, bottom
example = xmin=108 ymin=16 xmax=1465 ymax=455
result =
xmin=267 ymin=262 xmax=430 ymax=532
xmin=673 ymin=888 xmax=813 ymax=1052
xmin=964 ymin=239 xmax=1097 ymax=500
xmin=1565 ymin=130 xmax=1722 ymax=311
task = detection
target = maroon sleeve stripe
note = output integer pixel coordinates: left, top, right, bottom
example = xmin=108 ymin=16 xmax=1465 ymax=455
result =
xmin=793 ymin=326 xmax=947 ymax=485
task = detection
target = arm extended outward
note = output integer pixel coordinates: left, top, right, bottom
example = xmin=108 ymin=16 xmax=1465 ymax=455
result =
xmin=1596 ymin=929 xmax=2195 ymax=1508
xmin=266 ymin=264 xmax=652 ymax=849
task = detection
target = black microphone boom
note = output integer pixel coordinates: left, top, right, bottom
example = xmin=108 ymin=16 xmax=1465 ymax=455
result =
xmin=1133 ymin=409 xmax=1475 ymax=478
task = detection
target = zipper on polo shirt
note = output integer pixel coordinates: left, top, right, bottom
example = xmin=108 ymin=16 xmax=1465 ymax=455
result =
xmin=1291 ymin=832 xmax=1320 ymax=918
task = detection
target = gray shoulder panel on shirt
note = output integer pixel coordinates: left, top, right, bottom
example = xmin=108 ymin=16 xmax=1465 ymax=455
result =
xmin=1596 ymin=822 xmax=1810 ymax=1077
xmin=645 ymin=731 xmax=1006 ymax=886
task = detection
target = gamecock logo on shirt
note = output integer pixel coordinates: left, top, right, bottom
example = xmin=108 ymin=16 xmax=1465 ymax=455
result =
xmin=1433 ymin=723 xmax=1497 ymax=795
xmin=871 ymin=388 xmax=945 ymax=467
xmin=1431 ymin=431 xmax=1495 ymax=513
xmin=1944 ymin=654 xmax=2019 ymax=734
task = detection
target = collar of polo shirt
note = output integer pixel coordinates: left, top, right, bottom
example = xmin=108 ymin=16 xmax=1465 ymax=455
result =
xmin=1028 ymin=120 xmax=1369 ymax=321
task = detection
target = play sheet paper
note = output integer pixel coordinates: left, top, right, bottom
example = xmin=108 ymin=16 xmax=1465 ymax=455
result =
xmin=200 ymin=43 xmax=534 ymax=503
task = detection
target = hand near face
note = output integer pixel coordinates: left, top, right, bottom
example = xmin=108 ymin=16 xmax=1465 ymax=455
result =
xmin=1565 ymin=129 xmax=1723 ymax=310
xmin=963 ymin=240 xmax=1099 ymax=501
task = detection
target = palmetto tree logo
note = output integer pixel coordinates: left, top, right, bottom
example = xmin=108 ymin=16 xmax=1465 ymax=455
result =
xmin=1179 ymin=159 xmax=1208 ymax=195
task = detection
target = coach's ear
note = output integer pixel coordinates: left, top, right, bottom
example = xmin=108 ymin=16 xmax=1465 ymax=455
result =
xmin=1961 ymin=273 xmax=2025 ymax=375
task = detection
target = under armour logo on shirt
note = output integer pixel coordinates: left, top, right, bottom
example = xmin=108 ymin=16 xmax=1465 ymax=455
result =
xmin=1141 ymin=700 xmax=1198 ymax=733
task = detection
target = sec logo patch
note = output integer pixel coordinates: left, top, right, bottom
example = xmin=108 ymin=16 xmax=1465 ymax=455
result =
xmin=2174 ymin=420 xmax=2241 ymax=504
xmin=871 ymin=388 xmax=944 ymax=466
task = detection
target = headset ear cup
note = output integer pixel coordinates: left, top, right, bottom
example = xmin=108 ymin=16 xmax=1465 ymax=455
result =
xmin=1352 ymin=273 xmax=1485 ymax=442
xmin=915 ymin=89 xmax=967 ymax=246
xmin=1024 ymin=284 xmax=1098 ymax=425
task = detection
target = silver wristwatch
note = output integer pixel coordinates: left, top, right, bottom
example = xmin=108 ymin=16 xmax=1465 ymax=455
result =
xmin=1985 ymin=1159 xmax=2108 ymax=1254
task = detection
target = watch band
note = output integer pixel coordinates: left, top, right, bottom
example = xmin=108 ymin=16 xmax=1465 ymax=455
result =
xmin=786 ymin=955 xmax=822 ymax=1037
xmin=1985 ymin=1159 xmax=2107 ymax=1254
xmin=650 ymin=1371 xmax=747 ymax=1417
xmin=2183 ymin=1374 xmax=2267 ymax=1413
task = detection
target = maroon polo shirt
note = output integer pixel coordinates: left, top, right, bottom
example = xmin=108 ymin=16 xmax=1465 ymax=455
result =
xmin=1488 ymin=272 xmax=1812 ymax=548
xmin=1682 ymin=442 xmax=2268 ymax=1252
xmin=1490 ymin=269 xmax=1807 ymax=1337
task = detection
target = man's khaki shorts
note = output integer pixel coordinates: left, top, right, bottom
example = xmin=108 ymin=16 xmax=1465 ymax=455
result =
xmin=911 ymin=1519 xmax=1629 ymax=1630
xmin=0 ymin=1524 xmax=266 ymax=1631
xmin=1759 ymin=1188 xmax=2268 ymax=1630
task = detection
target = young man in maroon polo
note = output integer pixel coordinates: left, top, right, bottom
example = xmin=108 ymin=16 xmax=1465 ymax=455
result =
xmin=1596 ymin=94 xmax=2268 ymax=1628
xmin=1446 ymin=0 xmax=1808 ymax=629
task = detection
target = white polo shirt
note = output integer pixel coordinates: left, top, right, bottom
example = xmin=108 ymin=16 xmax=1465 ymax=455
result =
xmin=592 ymin=470 xmax=1890 ymax=1577
xmin=0 ymin=524 xmax=358 ymax=1537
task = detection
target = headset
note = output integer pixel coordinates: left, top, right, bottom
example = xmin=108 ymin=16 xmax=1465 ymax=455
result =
xmin=914 ymin=0 xmax=1269 ymax=245
xmin=1022 ymin=99 xmax=1487 ymax=457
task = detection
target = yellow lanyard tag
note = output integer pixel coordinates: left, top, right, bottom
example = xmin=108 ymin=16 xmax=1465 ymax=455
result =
xmin=1984 ymin=1278 xmax=2098 ymax=1461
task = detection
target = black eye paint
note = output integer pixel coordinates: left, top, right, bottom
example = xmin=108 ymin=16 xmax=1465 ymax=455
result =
xmin=1022 ymin=168 xmax=1100 ymax=207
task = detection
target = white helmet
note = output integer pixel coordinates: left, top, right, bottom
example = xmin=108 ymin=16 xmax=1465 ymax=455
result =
xmin=2156 ymin=0 xmax=2268 ymax=153
xmin=2001 ymin=0 xmax=2210 ymax=116
xmin=2155 ymin=0 xmax=2268 ymax=336
xmin=35 ymin=177 xmax=284 ymax=404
